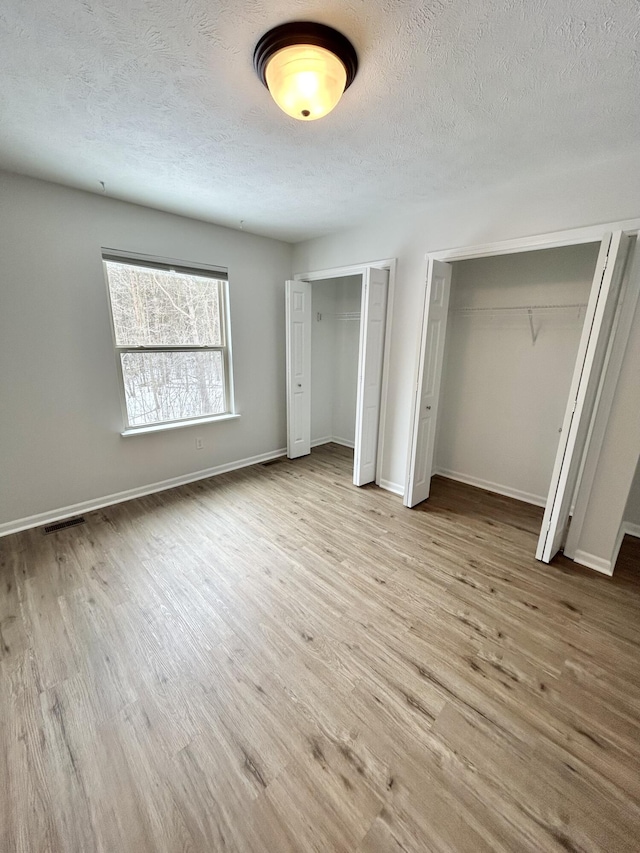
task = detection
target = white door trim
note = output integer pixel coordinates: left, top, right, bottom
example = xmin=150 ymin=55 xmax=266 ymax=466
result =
xmin=294 ymin=258 xmax=396 ymax=488
xmin=354 ymin=267 xmax=389 ymax=486
xmin=428 ymin=218 xmax=640 ymax=263
xmin=294 ymin=258 xmax=397 ymax=282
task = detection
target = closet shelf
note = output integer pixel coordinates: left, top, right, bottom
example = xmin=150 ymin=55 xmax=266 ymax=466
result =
xmin=452 ymin=302 xmax=588 ymax=345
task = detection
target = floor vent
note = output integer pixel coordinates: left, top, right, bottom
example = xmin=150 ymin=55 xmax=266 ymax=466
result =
xmin=43 ymin=516 xmax=86 ymax=535
xmin=262 ymin=457 xmax=285 ymax=467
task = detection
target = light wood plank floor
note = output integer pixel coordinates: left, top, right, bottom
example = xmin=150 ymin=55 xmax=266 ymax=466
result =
xmin=2 ymin=443 xmax=640 ymax=852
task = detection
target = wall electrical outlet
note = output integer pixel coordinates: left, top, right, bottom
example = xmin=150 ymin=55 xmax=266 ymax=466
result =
xmin=195 ymin=437 xmax=204 ymax=450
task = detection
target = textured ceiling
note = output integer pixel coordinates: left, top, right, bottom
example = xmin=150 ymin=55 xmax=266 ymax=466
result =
xmin=0 ymin=1 xmax=638 ymax=242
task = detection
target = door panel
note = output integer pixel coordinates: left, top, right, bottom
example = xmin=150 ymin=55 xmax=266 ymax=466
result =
xmin=404 ymin=259 xmax=452 ymax=507
xmin=536 ymin=232 xmax=630 ymax=562
xmin=564 ymin=235 xmax=640 ymax=559
xmin=353 ymin=268 xmax=389 ymax=486
xmin=285 ymin=280 xmax=311 ymax=459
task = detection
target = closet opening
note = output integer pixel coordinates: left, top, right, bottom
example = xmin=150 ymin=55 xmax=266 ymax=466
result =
xmin=437 ymin=245 xmax=599 ymax=508
xmin=285 ymin=261 xmax=394 ymax=487
xmin=405 ymin=230 xmax=635 ymax=565
xmin=310 ymin=275 xmax=362 ymax=455
xmin=615 ymin=462 xmax=640 ymax=577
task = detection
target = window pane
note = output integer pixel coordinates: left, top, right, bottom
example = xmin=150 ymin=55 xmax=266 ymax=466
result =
xmin=106 ymin=261 xmax=223 ymax=347
xmin=121 ymin=351 xmax=226 ymax=426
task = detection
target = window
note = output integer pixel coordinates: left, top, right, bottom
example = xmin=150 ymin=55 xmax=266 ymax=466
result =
xmin=103 ymin=254 xmax=234 ymax=433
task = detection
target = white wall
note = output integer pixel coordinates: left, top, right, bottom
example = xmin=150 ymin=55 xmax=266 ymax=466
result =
xmin=435 ymin=245 xmax=598 ymax=504
xmin=310 ymin=276 xmax=361 ymax=448
xmin=293 ymin=150 xmax=640 ymax=495
xmin=0 ymin=170 xmax=292 ymax=530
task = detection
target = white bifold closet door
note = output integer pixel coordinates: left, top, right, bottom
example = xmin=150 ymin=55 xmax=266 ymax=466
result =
xmin=536 ymin=231 xmax=630 ymax=563
xmin=285 ymin=280 xmax=311 ymax=459
xmin=286 ymin=271 xmax=389 ymax=483
xmin=404 ymin=259 xmax=452 ymax=507
xmin=353 ymin=267 xmax=389 ymax=486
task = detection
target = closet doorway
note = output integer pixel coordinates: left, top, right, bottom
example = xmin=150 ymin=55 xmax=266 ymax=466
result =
xmin=405 ymin=229 xmax=635 ymax=564
xmin=286 ymin=260 xmax=394 ymax=487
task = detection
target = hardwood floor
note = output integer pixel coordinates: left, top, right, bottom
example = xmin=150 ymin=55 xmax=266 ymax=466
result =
xmin=1 ymin=443 xmax=640 ymax=852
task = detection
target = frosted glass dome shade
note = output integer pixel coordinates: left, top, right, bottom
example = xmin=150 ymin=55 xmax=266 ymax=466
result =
xmin=265 ymin=45 xmax=348 ymax=121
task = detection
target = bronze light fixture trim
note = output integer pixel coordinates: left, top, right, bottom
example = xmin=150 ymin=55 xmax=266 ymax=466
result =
xmin=253 ymin=21 xmax=358 ymax=121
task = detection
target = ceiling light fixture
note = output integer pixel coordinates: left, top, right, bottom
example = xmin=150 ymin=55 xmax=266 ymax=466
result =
xmin=253 ymin=22 xmax=358 ymax=121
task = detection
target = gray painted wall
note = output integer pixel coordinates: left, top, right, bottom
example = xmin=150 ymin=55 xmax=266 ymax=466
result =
xmin=0 ymin=171 xmax=292 ymax=528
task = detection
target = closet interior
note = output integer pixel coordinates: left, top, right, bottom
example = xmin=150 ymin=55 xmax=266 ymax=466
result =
xmin=433 ymin=243 xmax=601 ymax=507
xmin=615 ymin=461 xmax=640 ymax=572
xmin=310 ymin=274 xmax=362 ymax=450
xmin=624 ymin=464 xmax=640 ymax=535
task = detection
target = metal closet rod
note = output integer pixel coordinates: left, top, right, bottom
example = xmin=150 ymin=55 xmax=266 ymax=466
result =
xmin=453 ymin=302 xmax=587 ymax=313
xmin=316 ymin=311 xmax=361 ymax=320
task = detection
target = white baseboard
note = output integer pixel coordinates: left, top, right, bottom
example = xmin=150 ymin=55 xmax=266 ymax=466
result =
xmin=434 ymin=468 xmax=547 ymax=508
xmin=0 ymin=448 xmax=287 ymax=539
xmin=572 ymin=550 xmax=614 ymax=577
xmin=332 ymin=437 xmax=355 ymax=450
xmin=311 ymin=436 xmax=355 ymax=450
xmin=379 ymin=479 xmax=404 ymax=497
xmin=623 ymin=521 xmax=640 ymax=539
xmin=572 ymin=522 xmax=640 ymax=577
xmin=311 ymin=436 xmax=333 ymax=448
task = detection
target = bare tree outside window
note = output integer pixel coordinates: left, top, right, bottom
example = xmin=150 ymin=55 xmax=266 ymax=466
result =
xmin=104 ymin=258 xmax=232 ymax=430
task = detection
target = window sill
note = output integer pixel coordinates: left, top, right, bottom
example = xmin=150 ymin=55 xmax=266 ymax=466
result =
xmin=121 ymin=413 xmax=240 ymax=437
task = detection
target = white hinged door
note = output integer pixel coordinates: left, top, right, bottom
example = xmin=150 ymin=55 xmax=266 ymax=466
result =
xmin=353 ymin=268 xmax=389 ymax=486
xmin=404 ymin=259 xmax=452 ymax=507
xmin=285 ymin=279 xmax=311 ymax=459
xmin=536 ymin=231 xmax=630 ymax=562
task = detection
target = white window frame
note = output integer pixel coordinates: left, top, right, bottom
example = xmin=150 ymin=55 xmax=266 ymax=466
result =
xmin=102 ymin=249 xmax=237 ymax=436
